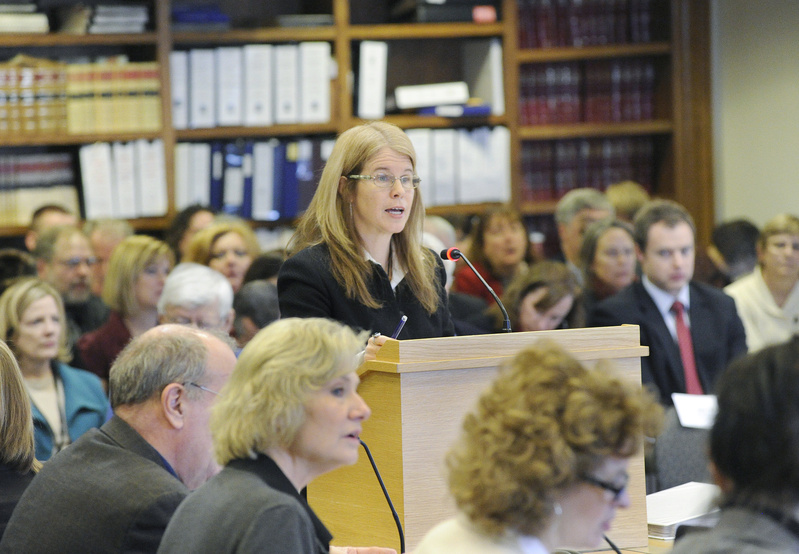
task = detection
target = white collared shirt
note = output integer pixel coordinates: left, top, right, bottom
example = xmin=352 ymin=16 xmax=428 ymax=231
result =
xmin=363 ymin=247 xmax=406 ymax=291
xmin=642 ymin=275 xmax=691 ymax=342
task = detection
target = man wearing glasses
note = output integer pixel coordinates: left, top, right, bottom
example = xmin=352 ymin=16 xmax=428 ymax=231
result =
xmin=34 ymin=225 xmax=109 ymax=366
xmin=0 ymin=325 xmax=236 ymax=553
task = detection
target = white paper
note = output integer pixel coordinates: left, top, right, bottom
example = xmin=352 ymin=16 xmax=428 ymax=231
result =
xmin=671 ymin=393 xmax=718 ymax=430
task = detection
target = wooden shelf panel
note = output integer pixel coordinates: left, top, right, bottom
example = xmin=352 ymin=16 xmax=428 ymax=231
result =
xmin=426 ymin=202 xmax=503 ymax=216
xmin=519 ymin=200 xmax=559 ymax=215
xmin=172 ymin=27 xmax=337 ymax=44
xmin=517 ymin=41 xmax=671 ymax=63
xmin=0 ymin=32 xmax=158 ymax=47
xmin=348 ymin=22 xmax=504 ymax=40
xmin=0 ymin=131 xmax=163 ymax=146
xmin=175 ymin=123 xmax=339 ymax=141
xmin=361 ymin=114 xmax=508 ymax=130
xmin=518 ymin=120 xmax=673 ymax=141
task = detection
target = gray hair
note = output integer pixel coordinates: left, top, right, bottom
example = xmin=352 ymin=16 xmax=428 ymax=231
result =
xmin=554 ymin=188 xmax=614 ymax=225
xmin=83 ymin=218 xmax=134 ymax=241
xmin=108 ymin=326 xmax=210 ymax=408
xmin=157 ymin=263 xmax=233 ymax=319
xmin=33 ymin=225 xmax=88 ymax=262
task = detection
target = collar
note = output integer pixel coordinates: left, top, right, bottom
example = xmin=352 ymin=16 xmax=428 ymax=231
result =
xmin=516 ymin=535 xmax=550 ymax=554
xmin=364 ymin=246 xmax=405 ymax=290
xmin=642 ymin=275 xmax=690 ymax=316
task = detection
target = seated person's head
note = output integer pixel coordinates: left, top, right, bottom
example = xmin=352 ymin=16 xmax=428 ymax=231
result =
xmin=756 ymin=214 xmax=799 ymax=282
xmin=555 ymin=189 xmax=614 ymax=266
xmin=447 ymin=341 xmax=661 ymax=550
xmin=579 ymin=218 xmax=637 ymax=296
xmin=0 ymin=249 xmax=36 ymax=297
xmin=0 ymin=339 xmax=40 ymax=473
xmin=157 ymin=263 xmax=234 ymax=333
xmin=711 ymin=336 xmax=799 ymax=511
xmin=709 ymin=219 xmax=760 ymax=282
xmin=164 ymin=205 xmax=215 ymax=262
xmin=232 ymin=280 xmax=279 ymax=347
xmin=242 ymin=249 xmax=286 ymax=285
xmin=34 ymin=226 xmax=96 ymax=305
xmin=83 ymin=219 xmax=134 ymax=296
xmin=467 ymin=206 xmax=530 ymax=278
xmin=501 ymin=261 xmax=581 ymax=331
xmin=605 ymin=181 xmax=650 ymax=223
xmin=184 ymin=220 xmax=260 ymax=293
xmin=103 ymin=236 xmax=174 ymax=318
xmin=25 ymin=205 xmax=77 ymax=252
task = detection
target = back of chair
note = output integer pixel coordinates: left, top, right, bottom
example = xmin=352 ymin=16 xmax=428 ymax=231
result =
xmin=651 ymin=406 xmax=713 ymax=491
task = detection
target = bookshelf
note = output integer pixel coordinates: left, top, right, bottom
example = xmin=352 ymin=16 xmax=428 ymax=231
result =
xmin=0 ymin=0 xmax=713 ymax=245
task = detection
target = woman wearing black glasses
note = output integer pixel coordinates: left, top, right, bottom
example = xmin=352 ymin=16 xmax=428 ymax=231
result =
xmin=278 ymin=121 xmax=454 ymax=359
xmin=415 ymin=341 xmax=661 ymax=554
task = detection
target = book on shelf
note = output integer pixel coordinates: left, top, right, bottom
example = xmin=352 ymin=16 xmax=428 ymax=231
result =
xmin=356 ymin=41 xmax=388 ymax=120
xmin=392 ymin=81 xmax=470 ymax=110
xmin=242 ymin=44 xmax=273 ymax=126
xmin=417 ymin=103 xmax=491 ymax=118
xmin=462 ymin=38 xmax=504 ymax=116
xmin=0 ymin=3 xmax=37 ymax=13
xmin=171 ymin=1 xmax=230 ymax=32
xmin=0 ymin=152 xmax=79 ymax=226
xmin=215 ymin=47 xmax=243 ymax=126
xmin=189 ymin=49 xmax=216 ymax=129
xmin=273 ymin=44 xmax=299 ymax=125
xmin=274 ymin=13 xmax=334 ymax=27
xmin=170 ymin=51 xmax=189 ymax=129
xmin=0 ymin=11 xmax=48 ymax=33
xmin=298 ymin=42 xmax=331 ymax=124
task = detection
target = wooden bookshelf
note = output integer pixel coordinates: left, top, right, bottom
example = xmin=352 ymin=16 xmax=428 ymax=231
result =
xmin=0 ymin=0 xmax=713 ymax=245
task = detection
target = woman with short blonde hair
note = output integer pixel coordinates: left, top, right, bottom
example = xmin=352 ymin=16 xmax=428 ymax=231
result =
xmin=78 ymin=235 xmax=173 ymax=383
xmin=184 ymin=220 xmax=260 ymax=293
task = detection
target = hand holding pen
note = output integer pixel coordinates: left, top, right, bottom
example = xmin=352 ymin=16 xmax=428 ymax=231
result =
xmin=362 ymin=315 xmax=409 ymax=363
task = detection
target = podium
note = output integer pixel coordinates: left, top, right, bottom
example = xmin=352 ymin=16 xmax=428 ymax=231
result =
xmin=308 ymin=326 xmax=649 ymax=552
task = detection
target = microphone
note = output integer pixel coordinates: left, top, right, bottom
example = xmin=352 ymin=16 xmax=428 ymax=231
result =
xmin=440 ymin=248 xmax=511 ymax=332
xmin=360 ymin=439 xmax=405 ymax=553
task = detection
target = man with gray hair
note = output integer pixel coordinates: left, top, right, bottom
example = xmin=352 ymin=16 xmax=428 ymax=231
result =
xmin=157 ymin=263 xmax=234 ymax=333
xmin=0 ymin=325 xmax=236 ymax=553
xmin=554 ymin=188 xmax=614 ymax=283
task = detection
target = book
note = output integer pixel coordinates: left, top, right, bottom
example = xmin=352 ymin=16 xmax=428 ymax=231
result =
xmin=646 ymin=482 xmax=720 ymax=540
xmin=134 ymin=139 xmax=167 ymax=217
xmin=298 ymin=42 xmax=331 ymax=123
xmin=169 ymin=51 xmax=189 ymax=129
xmin=242 ymin=44 xmax=273 ymax=127
xmin=215 ymin=46 xmax=243 ymax=126
xmin=79 ymin=142 xmax=115 ymax=219
xmin=0 ymin=12 xmax=48 ymax=32
xmin=189 ymin=49 xmax=215 ymax=129
xmin=273 ymin=44 xmax=299 ymax=124
xmin=356 ymin=41 xmax=387 ymax=120
xmin=417 ymin=103 xmax=491 ymax=117
xmin=251 ymin=139 xmax=279 ymax=221
xmin=111 ymin=141 xmax=138 ymax=218
xmin=393 ymin=81 xmax=469 ymax=110
xmin=462 ymin=38 xmax=504 ymax=115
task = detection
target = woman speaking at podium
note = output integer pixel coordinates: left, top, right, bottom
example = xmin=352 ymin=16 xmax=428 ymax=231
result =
xmin=278 ymin=121 xmax=454 ymax=357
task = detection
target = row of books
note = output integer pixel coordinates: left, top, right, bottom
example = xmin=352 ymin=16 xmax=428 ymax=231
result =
xmin=518 ymin=0 xmax=663 ymax=49
xmin=520 ymin=136 xmax=653 ymax=202
xmin=170 ymin=42 xmax=331 ymax=130
xmin=0 ymin=55 xmax=161 ymax=135
xmin=519 ymin=58 xmax=655 ymax=125
xmin=0 ymin=152 xmax=79 ymax=226
xmin=79 ymin=140 xmax=168 ymax=220
xmin=174 ymin=138 xmax=334 ymax=221
xmin=406 ymin=126 xmax=511 ymax=207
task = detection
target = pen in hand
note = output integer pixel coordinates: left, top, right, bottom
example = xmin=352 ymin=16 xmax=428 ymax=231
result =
xmin=391 ymin=315 xmax=408 ymax=339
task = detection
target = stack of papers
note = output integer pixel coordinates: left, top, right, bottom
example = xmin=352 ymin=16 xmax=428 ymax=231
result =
xmin=647 ymin=481 xmax=721 ymax=539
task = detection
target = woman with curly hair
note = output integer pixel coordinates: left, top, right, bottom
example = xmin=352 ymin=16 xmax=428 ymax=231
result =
xmin=415 ymin=341 xmax=662 ymax=553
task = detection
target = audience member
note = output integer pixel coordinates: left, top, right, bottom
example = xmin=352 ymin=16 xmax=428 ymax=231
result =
xmin=242 ymin=249 xmax=286 ymax=285
xmin=232 ymin=280 xmax=280 ymax=348
xmin=605 ymin=180 xmax=650 ymax=223
xmin=495 ymin=261 xmax=582 ymax=332
xmin=185 ymin=220 xmax=260 ymax=293
xmin=0 ymin=340 xmax=40 ymax=540
xmin=157 ymin=263 xmax=234 ymax=334
xmin=414 ymin=341 xmax=661 ymax=553
xmin=279 ymin=121 xmax=454 ymax=359
xmin=34 ymin=225 xmax=109 ymax=362
xmin=0 ymin=279 xmax=108 ymax=461
xmin=451 ymin=206 xmax=531 ymax=308
xmin=83 ymin=218 xmax=134 ymax=297
xmin=158 ymin=318 xmax=393 ymax=554
xmin=554 ymin=188 xmax=614 ymax=284
xmin=78 ymin=236 xmax=174 ymax=384
xmin=725 ymin=214 xmax=799 ymax=352
xmin=588 ymin=200 xmax=747 ymax=404
xmin=0 ymin=324 xmax=236 ymax=553
xmin=24 ymin=204 xmax=77 ymax=252
xmin=579 ymin=218 xmax=637 ymax=315
xmin=0 ymin=249 xmax=36 ymax=296
xmin=694 ymin=219 xmax=760 ymax=288
xmin=164 ymin=205 xmax=215 ymax=262
xmin=671 ymin=336 xmax=799 ymax=553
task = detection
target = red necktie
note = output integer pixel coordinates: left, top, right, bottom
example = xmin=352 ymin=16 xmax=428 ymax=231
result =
xmin=671 ymin=301 xmax=703 ymax=395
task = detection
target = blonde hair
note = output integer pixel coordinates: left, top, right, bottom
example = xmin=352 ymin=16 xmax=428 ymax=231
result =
xmin=0 ymin=278 xmax=71 ymax=364
xmin=758 ymin=213 xmax=799 ymax=252
xmin=448 ymin=341 xmax=662 ymax=538
xmin=184 ymin=220 xmax=260 ymax=266
xmin=211 ymin=318 xmax=367 ymax=466
xmin=0 ymin=339 xmax=40 ymax=473
xmin=288 ymin=121 xmax=439 ymax=313
xmin=102 ymin=235 xmax=174 ymax=315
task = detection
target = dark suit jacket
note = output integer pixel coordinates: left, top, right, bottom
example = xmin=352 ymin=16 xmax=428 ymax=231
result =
xmin=158 ymin=454 xmax=331 ymax=554
xmin=587 ymin=281 xmax=747 ymax=404
xmin=0 ymin=415 xmax=188 ymax=554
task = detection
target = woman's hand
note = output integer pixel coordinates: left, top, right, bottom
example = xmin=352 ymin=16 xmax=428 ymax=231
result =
xmin=363 ymin=333 xmax=388 ymax=362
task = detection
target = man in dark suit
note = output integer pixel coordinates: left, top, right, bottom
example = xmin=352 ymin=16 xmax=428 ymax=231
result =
xmin=0 ymin=325 xmax=236 ymax=554
xmin=588 ymin=200 xmax=747 ymax=405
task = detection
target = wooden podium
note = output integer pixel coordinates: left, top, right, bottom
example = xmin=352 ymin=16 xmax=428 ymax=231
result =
xmin=308 ymin=326 xmax=649 ymax=552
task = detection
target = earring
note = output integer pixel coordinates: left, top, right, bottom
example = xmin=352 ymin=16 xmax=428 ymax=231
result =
xmin=553 ymin=502 xmax=562 ymax=516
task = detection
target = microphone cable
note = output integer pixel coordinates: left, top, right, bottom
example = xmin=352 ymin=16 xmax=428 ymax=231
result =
xmin=359 ymin=438 xmax=405 ymax=554
xmin=603 ymin=534 xmax=622 ymax=554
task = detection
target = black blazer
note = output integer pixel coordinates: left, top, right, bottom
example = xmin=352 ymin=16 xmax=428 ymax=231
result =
xmin=278 ymin=243 xmax=455 ymax=339
xmin=587 ymin=281 xmax=747 ymax=404
xmin=0 ymin=416 xmax=188 ymax=554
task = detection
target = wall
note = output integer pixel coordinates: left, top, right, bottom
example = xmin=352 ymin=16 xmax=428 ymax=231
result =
xmin=712 ymin=0 xmax=799 ymax=225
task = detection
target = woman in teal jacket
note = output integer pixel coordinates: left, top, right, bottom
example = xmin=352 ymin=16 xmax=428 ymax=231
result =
xmin=0 ymin=279 xmax=108 ymax=461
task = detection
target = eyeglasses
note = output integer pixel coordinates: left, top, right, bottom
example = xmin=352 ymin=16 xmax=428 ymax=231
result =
xmin=187 ymin=382 xmax=219 ymax=396
xmin=347 ymin=173 xmax=421 ymax=190
xmin=581 ymin=473 xmax=628 ymax=502
xmin=55 ymin=256 xmax=98 ymax=269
